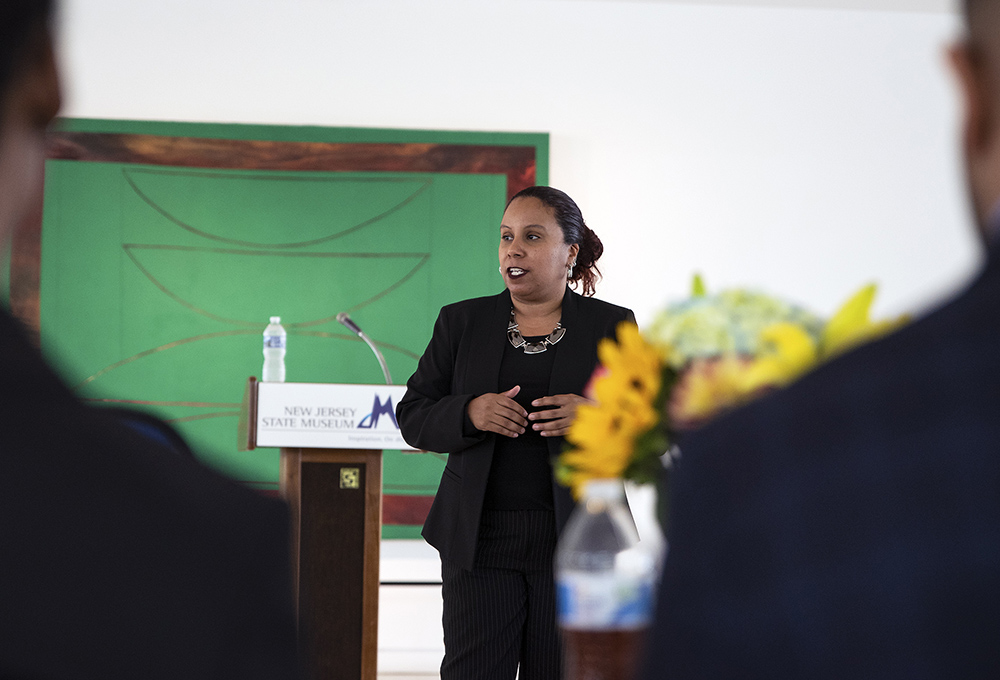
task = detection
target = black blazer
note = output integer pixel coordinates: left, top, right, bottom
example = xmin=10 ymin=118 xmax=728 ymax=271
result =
xmin=640 ymin=236 xmax=1000 ymax=679
xmin=397 ymin=287 xmax=635 ymax=570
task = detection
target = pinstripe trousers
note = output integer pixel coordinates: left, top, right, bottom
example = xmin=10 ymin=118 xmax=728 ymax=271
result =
xmin=440 ymin=509 xmax=561 ymax=680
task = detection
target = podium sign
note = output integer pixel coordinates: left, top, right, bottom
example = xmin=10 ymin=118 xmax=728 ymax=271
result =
xmin=255 ymin=382 xmax=411 ymax=450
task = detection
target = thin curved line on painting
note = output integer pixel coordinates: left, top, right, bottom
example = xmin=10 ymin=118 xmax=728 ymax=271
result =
xmin=74 ymin=329 xmax=420 ymax=388
xmin=82 ymin=397 xmax=241 ymax=408
xmin=122 ymin=245 xmax=431 ymax=328
xmin=167 ymin=411 xmax=242 ymax=424
xmin=293 ymin=253 xmax=431 ymax=329
xmin=74 ymin=329 xmax=260 ymax=388
xmin=122 ymin=169 xmax=432 ymax=249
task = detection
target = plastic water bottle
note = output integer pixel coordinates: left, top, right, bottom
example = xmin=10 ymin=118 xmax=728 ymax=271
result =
xmin=555 ymin=479 xmax=664 ymax=680
xmin=262 ymin=316 xmax=286 ymax=382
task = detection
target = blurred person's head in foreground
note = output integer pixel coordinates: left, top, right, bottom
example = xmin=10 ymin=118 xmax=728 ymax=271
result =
xmin=952 ymin=0 xmax=1000 ymax=243
xmin=0 ymin=0 xmax=59 ymax=247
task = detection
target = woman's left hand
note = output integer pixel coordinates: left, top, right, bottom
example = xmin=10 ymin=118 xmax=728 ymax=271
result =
xmin=527 ymin=394 xmax=594 ymax=437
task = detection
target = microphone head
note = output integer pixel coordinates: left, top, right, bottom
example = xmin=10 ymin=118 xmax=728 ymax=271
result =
xmin=336 ymin=312 xmax=363 ymax=335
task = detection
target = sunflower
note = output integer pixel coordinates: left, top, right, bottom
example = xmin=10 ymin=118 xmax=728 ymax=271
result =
xmin=562 ymin=323 xmax=664 ymax=498
xmin=596 ymin=322 xmax=662 ymax=403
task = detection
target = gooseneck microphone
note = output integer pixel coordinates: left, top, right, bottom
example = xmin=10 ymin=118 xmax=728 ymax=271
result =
xmin=337 ymin=312 xmax=393 ymax=385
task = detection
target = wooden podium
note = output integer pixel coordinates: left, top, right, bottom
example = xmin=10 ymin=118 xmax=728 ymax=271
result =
xmin=242 ymin=378 xmax=412 ymax=680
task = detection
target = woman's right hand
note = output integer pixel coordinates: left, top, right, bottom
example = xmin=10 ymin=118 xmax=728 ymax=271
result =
xmin=467 ymin=386 xmax=528 ymax=438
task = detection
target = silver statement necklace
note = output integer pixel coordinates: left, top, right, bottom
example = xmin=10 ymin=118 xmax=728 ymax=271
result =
xmin=507 ymin=308 xmax=566 ymax=354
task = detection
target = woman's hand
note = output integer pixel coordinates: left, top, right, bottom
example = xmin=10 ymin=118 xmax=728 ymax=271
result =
xmin=467 ymin=386 xmax=528 ymax=438
xmin=528 ymin=393 xmax=594 ymax=437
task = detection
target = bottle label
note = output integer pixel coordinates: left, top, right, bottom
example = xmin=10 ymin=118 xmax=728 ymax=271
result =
xmin=263 ymin=335 xmax=286 ymax=349
xmin=556 ymin=571 xmax=655 ymax=629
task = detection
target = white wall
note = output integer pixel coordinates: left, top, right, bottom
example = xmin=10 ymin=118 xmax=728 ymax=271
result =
xmin=58 ymin=0 xmax=976 ymax=327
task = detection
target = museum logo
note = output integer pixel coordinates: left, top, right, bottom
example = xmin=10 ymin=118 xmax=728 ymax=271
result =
xmin=357 ymin=394 xmax=398 ymax=430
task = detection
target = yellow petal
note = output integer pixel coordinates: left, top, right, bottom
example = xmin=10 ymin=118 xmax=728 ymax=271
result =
xmin=594 ymin=322 xmax=662 ymax=402
xmin=760 ymin=323 xmax=816 ymax=375
xmin=822 ymin=284 xmax=877 ymax=354
xmin=821 ymin=283 xmax=907 ymax=358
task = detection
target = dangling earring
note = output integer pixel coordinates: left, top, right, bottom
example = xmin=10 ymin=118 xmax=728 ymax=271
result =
xmin=499 ymin=266 xmax=503 ymax=274
xmin=567 ymin=259 xmax=577 ymax=279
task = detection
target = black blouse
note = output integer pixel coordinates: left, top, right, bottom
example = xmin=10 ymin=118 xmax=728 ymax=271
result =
xmin=482 ymin=335 xmax=557 ymax=510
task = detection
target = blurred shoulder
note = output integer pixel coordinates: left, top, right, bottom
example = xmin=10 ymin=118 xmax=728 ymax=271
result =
xmin=96 ymin=406 xmax=289 ymax=537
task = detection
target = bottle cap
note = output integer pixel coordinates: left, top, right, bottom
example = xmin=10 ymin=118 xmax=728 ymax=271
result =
xmin=270 ymin=316 xmax=281 ymax=324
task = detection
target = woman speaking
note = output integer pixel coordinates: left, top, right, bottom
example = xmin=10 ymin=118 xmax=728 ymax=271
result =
xmin=397 ymin=186 xmax=635 ymax=680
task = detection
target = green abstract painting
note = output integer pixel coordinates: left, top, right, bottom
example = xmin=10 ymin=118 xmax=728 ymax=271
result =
xmin=19 ymin=120 xmax=547 ymax=538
